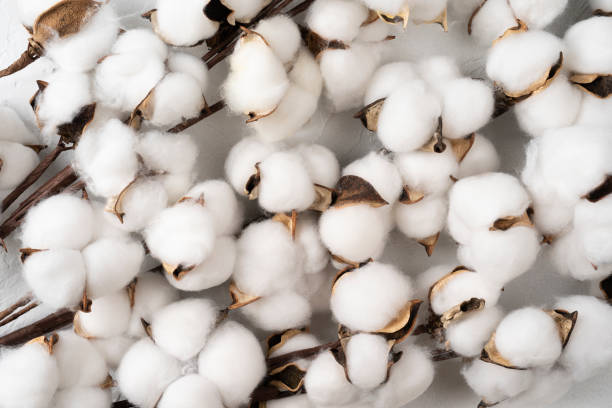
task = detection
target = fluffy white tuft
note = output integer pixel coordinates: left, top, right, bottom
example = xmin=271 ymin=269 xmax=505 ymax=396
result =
xmin=76 ymin=291 xmax=131 ymax=338
xmin=225 ymin=136 xmax=277 ymax=194
xmin=240 ymin=290 xmax=312 ymax=331
xmin=254 ymin=15 xmax=301 ymax=64
xmin=158 ymin=374 xmax=224 ymax=408
xmin=186 ymin=180 xmax=243 ymax=236
xmin=461 ymin=359 xmax=534 ymax=403
xmin=446 ymin=306 xmax=504 ymax=357
xmin=457 ymin=134 xmax=500 ymax=179
xmin=51 ymin=387 xmax=111 ymax=408
xmin=343 ymin=151 xmax=403 ymax=204
xmin=395 ymin=195 xmax=448 ymax=240
xmin=292 ymin=144 xmax=340 ymax=188
xmin=346 ymin=333 xmax=389 ymax=390
xmin=0 ymin=142 xmax=39 ymax=190
xmin=508 ymin=0 xmax=568 ymax=29
xmin=154 ymin=0 xmax=218 ymax=46
xmin=564 ymin=16 xmax=612 ymax=75
xmin=441 ymin=78 xmax=494 ymax=139
xmin=168 ymin=52 xmax=209 ymax=93
xmin=395 ymin=149 xmax=458 ymax=195
xmin=0 ymin=105 xmax=38 ymax=145
xmin=127 ymin=273 xmax=179 ymax=337
xmin=306 ymin=0 xmax=368 ymax=42
xmin=429 ymin=270 xmax=501 ymax=315
xmin=303 ymin=351 xmax=358 ymax=406
xmin=149 ymin=73 xmax=205 ymax=127
xmin=54 ymin=330 xmax=108 ymax=388
xmin=364 ymin=62 xmax=418 ymax=105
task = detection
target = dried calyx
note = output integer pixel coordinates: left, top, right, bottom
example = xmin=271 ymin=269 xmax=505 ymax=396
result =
xmin=301 ymin=24 xmax=349 ymax=59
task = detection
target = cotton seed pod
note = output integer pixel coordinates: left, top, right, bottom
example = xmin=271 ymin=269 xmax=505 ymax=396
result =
xmin=75 ymin=290 xmax=131 ymax=339
xmin=462 ymin=359 xmax=534 ymax=406
xmin=157 ymin=374 xmax=224 ymax=408
xmin=303 ymin=351 xmax=359 ymax=406
xmin=146 ymin=0 xmax=218 ymax=47
xmin=127 ymin=273 xmax=180 ymax=338
xmin=50 ymin=387 xmax=111 ymax=408
xmin=185 ymin=180 xmax=243 ymax=236
xmin=456 ymin=134 xmax=500 ymax=179
xmin=240 ymin=290 xmax=312 ymax=331
xmin=345 ymin=333 xmax=390 ymax=390
xmin=468 ymin=0 xmax=518 ymax=46
xmin=53 ymin=330 xmax=108 ymax=388
xmin=446 ymin=306 xmax=504 ymax=357
xmin=225 ymin=136 xmax=277 ymax=194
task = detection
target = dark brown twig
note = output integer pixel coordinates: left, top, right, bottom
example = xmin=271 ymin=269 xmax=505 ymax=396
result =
xmin=167 ymin=100 xmax=226 ymax=133
xmin=0 ymin=294 xmax=33 ymax=321
xmin=286 ymin=0 xmax=315 ymax=16
xmin=112 ymin=401 xmax=134 ymax=408
xmin=0 ymin=308 xmax=74 ymax=346
xmin=430 ymin=349 xmax=460 ymax=362
xmin=267 ymin=340 xmax=341 ymax=369
xmin=0 ymin=301 xmax=40 ymax=328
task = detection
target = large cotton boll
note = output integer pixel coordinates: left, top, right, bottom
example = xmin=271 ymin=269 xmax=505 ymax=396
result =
xmin=306 ymin=0 xmax=368 ymax=42
xmin=457 ymin=134 xmax=500 ymax=178
xmin=127 ymin=273 xmax=180 ymax=337
xmin=508 ymin=0 xmax=568 ymax=29
xmin=394 ymin=149 xmax=458 ymax=195
xmin=319 ymin=205 xmax=388 ymax=263
xmin=254 ymin=15 xmax=301 ymax=64
xmin=549 ymin=229 xmax=611 ymax=281
xmin=304 ymin=351 xmax=359 ymax=406
xmin=137 ymin=131 xmax=198 ymax=176
xmin=574 ymin=197 xmax=612 ymax=266
xmin=0 ymin=141 xmax=39 ymax=190
xmin=441 ymin=78 xmax=494 ymax=139
xmin=417 ymin=56 xmax=461 ymax=95
xmin=343 ymin=151 xmax=403 ymax=204
xmin=185 ymin=180 xmax=243 ymax=236
xmin=17 ymin=0 xmax=59 ymax=28
xmin=76 ymin=291 xmax=131 ymax=338
xmin=293 ymin=144 xmax=340 ymax=188
xmin=554 ymin=295 xmax=612 ymax=381
xmin=374 ymin=344 xmax=434 ymax=408
xmin=0 ymin=105 xmax=38 ymax=144
xmin=240 ymin=290 xmax=312 ymax=331
xmin=117 ymin=338 xmax=182 ymax=408
xmin=486 ymin=30 xmax=563 ymax=96
xmin=331 ymin=262 xmax=412 ymax=332
xmin=447 ymin=306 xmax=504 ymax=357
xmin=158 ymin=374 xmax=224 ymax=408
xmin=345 ymin=333 xmax=389 ymax=390
xmin=564 ymin=17 xmax=612 ymax=75
xmin=23 ymin=249 xmax=86 ymax=308
xmin=51 ymin=387 xmax=111 ymax=408
xmin=495 ymin=307 xmax=562 ymax=368
xmin=0 ymin=342 xmax=59 ymax=408
xmin=469 ymin=0 xmax=518 ymax=46
xmin=364 ymin=62 xmax=418 ymax=105
xmin=104 ymin=179 xmax=168 ymax=232
xmin=377 ymin=81 xmax=442 ymax=152
xmin=575 ymin=92 xmax=612 ymax=127
xmin=91 ymin=336 xmax=135 ymax=368
xmin=21 ymin=194 xmax=94 ymax=249
xmin=154 ymin=0 xmax=218 ymax=46
xmin=233 ymin=219 xmax=301 ymax=296
xmin=112 ymin=28 xmax=168 ymax=60
xmin=430 ymin=271 xmax=501 ymax=315
xmin=225 ymin=136 xmax=277 ymax=194
xmin=168 ymin=52 xmax=209 ymax=93
xmin=54 ymin=330 xmax=107 ymax=388
xmin=462 ymin=359 xmax=534 ymax=404
xmin=223 ymin=0 xmax=269 ymax=22
xmin=296 ymin=215 xmax=329 ymax=274
xmin=198 ymin=322 xmax=266 ymax=408
xmin=149 ymin=73 xmax=205 ymax=126
xmin=395 ymin=196 xmax=448 ymax=240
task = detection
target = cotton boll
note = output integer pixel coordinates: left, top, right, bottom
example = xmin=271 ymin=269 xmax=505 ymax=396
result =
xmin=254 ymin=15 xmax=301 ymax=64
xmin=549 ymin=228 xmax=611 ymax=280
xmin=331 ymin=262 xmax=412 ymax=331
xmin=496 ymin=367 xmax=572 ymax=408
xmin=343 ymin=151 xmax=403 ymax=204
xmin=361 ymin=0 xmax=406 ymax=15
xmin=296 ymin=214 xmax=329 ymax=274
xmin=148 ymin=73 xmax=205 ymax=127
xmin=508 ymin=0 xmax=568 ymax=29
xmin=530 ymin=197 xmax=574 ymax=236
xmin=564 ymin=17 xmax=612 ymax=75
xmin=417 ymin=56 xmax=461 ymax=95
xmin=447 ymin=306 xmax=504 ymax=357
xmin=137 ymin=131 xmax=198 ymax=176
xmin=462 ymin=359 xmax=534 ymax=404
xmin=225 ymin=136 xmax=277 ymax=193
xmin=54 ymin=330 xmax=108 ymax=388
xmin=21 ymin=194 xmax=94 ymax=249
xmin=117 ymin=338 xmax=182 ymax=408
xmin=345 ymin=333 xmax=389 ymax=390
xmin=76 ymin=291 xmax=131 ymax=338
xmin=441 ymin=78 xmax=493 ymax=139
xmin=457 ymin=134 xmax=500 ymax=178
xmin=575 ymin=92 xmax=612 ymax=127
xmin=487 ymin=30 xmax=563 ymax=96
xmin=158 ymin=374 xmax=224 ymax=408
xmin=374 ymin=344 xmax=434 ymax=408
xmin=233 ymin=219 xmax=301 ymax=296
xmin=17 ymin=0 xmax=59 ymax=28
xmin=91 ymin=336 xmax=135 ymax=368
xmin=185 ymin=180 xmax=243 ymax=236
xmin=0 ymin=342 xmax=59 ymax=408
xmin=240 ymin=290 xmax=312 ymax=331
xmin=554 ymin=295 xmax=612 ymax=381
xmin=104 ymin=179 xmax=168 ymax=232
xmin=0 ymin=141 xmax=40 ymax=190
xmin=376 ymin=81 xmax=442 ymax=152
xmin=415 ymin=263 xmax=456 ymax=301
xmin=292 ymin=144 xmax=340 ymax=188
xmin=306 ymin=0 xmax=369 ymax=42
xmin=128 ymin=273 xmax=180 ymax=337
xmin=364 ymin=62 xmax=418 ymax=105
xmin=168 ymin=53 xmax=209 ymax=93
xmin=304 ymin=351 xmax=359 ymax=406
xmin=574 ymin=196 xmax=612 ymax=266
xmin=289 ymin=48 xmax=324 ymax=97
xmin=0 ymin=105 xmax=38 ymax=144
xmin=469 ymin=0 xmax=517 ymax=46
xmin=395 ymin=196 xmax=448 ymax=240
xmin=154 ymin=0 xmax=218 ymax=46
xmin=111 ymin=28 xmax=168 ymax=60
xmin=394 ymin=149 xmax=458 ymax=195
xmin=23 ymin=249 xmax=86 ymax=308
xmin=429 ymin=271 xmax=501 ymax=315
xmin=198 ymin=321 xmax=266 ymax=408
xmin=51 ymin=387 xmax=111 ymax=408
xmin=223 ymin=0 xmax=269 ymax=22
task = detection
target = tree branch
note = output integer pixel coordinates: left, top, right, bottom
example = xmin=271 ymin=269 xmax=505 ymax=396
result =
xmin=0 ymin=308 xmax=74 ymax=346
xmin=0 ymin=294 xmax=33 ymax=321
xmin=167 ymin=100 xmax=226 ymax=133
xmin=0 ymin=301 xmax=39 ymax=328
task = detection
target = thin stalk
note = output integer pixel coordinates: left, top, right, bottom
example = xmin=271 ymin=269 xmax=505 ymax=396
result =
xmin=267 ymin=340 xmax=341 ymax=369
xmin=0 ymin=301 xmax=40 ymax=327
xmin=0 ymin=308 xmax=74 ymax=346
xmin=0 ymin=294 xmax=33 ymax=321
xmin=167 ymin=100 xmax=226 ymax=133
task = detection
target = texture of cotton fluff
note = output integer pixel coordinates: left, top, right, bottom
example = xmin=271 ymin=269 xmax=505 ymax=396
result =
xmin=461 ymin=359 xmax=534 ymax=404
xmin=429 ymin=271 xmax=501 ymax=315
xmin=198 ymin=321 xmax=266 ymax=408
xmin=23 ymin=249 xmax=85 ymax=308
xmin=157 ymin=374 xmax=224 ymax=408
xmin=377 ymin=81 xmax=442 ymax=152
xmin=225 ymin=136 xmax=277 ymax=194
xmin=117 ymin=338 xmax=182 ymax=408
xmin=494 ymin=307 xmax=562 ymax=368
xmin=292 ymin=144 xmax=340 ymax=188
xmin=0 ymin=106 xmax=38 ymax=145
xmin=289 ymin=48 xmax=324 ymax=97
xmin=44 ymin=3 xmax=118 ymax=72
xmin=0 ymin=141 xmax=39 ymax=190
xmin=306 ymin=0 xmax=368 ymax=42
xmin=295 ymin=270 xmax=328 ymax=307
xmin=167 ymin=53 xmax=209 ymax=94
xmin=415 ymin=263 xmax=456 ymax=301
xmin=148 ymin=73 xmax=205 ymax=126
xmin=296 ymin=214 xmax=329 ymax=274
xmin=76 ymin=290 xmax=131 ymax=338
xmin=185 ymin=181 xmax=242 ymax=236
xmin=374 ymin=344 xmax=434 ymax=408
xmin=266 ymin=395 xmax=313 ymax=408
xmin=331 ymin=262 xmax=412 ymax=331
xmin=345 ymin=333 xmax=389 ymax=390
xmin=154 ymin=0 xmax=218 ymax=46
xmin=360 ymin=0 xmax=406 ymax=15
xmin=457 ymin=134 xmax=500 ymax=179
xmin=51 ymin=387 xmax=111 ymax=408
xmin=343 ymin=151 xmax=403 ymax=205
xmin=487 ymin=30 xmax=563 ymax=96
xmin=17 ymin=0 xmax=59 ymax=28
xmin=21 ymin=194 xmax=94 ymax=250
xmin=0 ymin=342 xmax=59 ymax=408
xmin=254 ymin=15 xmax=301 ymax=64
xmin=575 ymin=92 xmax=612 ymax=127
xmin=564 ymin=17 xmax=612 ymax=75
xmin=496 ymin=367 xmax=572 ymax=408
xmin=75 ymin=119 xmax=139 ymax=198
xmin=145 ymin=202 xmax=216 ymax=267
xmin=127 ymin=273 xmax=179 ymax=337
xmin=590 ymin=0 xmax=612 ymax=11
xmin=304 ymin=351 xmax=359 ymax=406
xmin=111 ymin=28 xmax=168 ymax=59
xmin=104 ymin=179 xmax=168 ymax=232
xmin=395 ymin=149 xmax=458 ymax=195
xmin=395 ymin=195 xmax=448 ymax=240
xmin=364 ymin=62 xmax=418 ymax=105
xmin=469 ymin=0 xmax=518 ymax=46
xmin=508 ymin=0 xmax=568 ymax=29
xmin=554 ymin=295 xmax=612 ymax=381
xmin=446 ymin=306 xmax=504 ymax=357
xmin=233 ymin=219 xmax=301 ymax=296
xmin=91 ymin=336 xmax=135 ymax=369
xmin=240 ymin=290 xmax=312 ymax=331
xmin=441 ymin=78 xmax=493 ymax=139
xmin=223 ymin=0 xmax=269 ymax=22
xmin=573 ymin=196 xmax=612 ymax=266
xmin=417 ymin=56 xmax=461 ymax=96
xmin=137 ymin=131 xmax=197 ymax=179
xmin=549 ymin=228 xmax=611 ymax=280
xmin=53 ymin=330 xmax=107 ymax=388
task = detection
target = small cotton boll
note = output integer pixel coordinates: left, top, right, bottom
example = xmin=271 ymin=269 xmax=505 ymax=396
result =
xmin=158 ymin=374 xmax=224 ymax=408
xmin=343 ymin=151 xmax=403 ymax=204
xmin=138 ymin=131 xmax=198 ymax=176
xmin=469 ymin=0 xmax=518 ymax=46
xmin=0 ymin=105 xmax=38 ymax=145
xmin=168 ymin=53 xmax=209 ymax=93
xmin=0 ymin=342 xmax=59 ymax=408
xmin=487 ymin=30 xmax=563 ymax=96
xmin=198 ymin=321 xmax=266 ymax=408
xmin=446 ymin=306 xmax=504 ymax=357
xmin=105 ymin=179 xmax=168 ymax=232
xmin=241 ymin=290 xmax=312 ymax=331
xmin=17 ymin=0 xmax=59 ymax=28
xmin=364 ymin=62 xmax=418 ymax=105
xmin=293 ymin=144 xmax=340 ymax=188
xmin=255 ymin=15 xmax=301 ymax=64
xmin=457 ymin=134 xmax=500 ymax=178
xmin=186 ymin=180 xmax=243 ymax=236
xmin=54 ymin=330 xmax=107 ymax=388
xmin=395 ymin=196 xmax=448 ymax=240
xmin=23 ymin=249 xmax=86 ymax=308
xmin=508 ymin=0 xmax=568 ymax=29
xmin=417 ymin=56 xmax=461 ymax=95
xmin=306 ymin=0 xmax=369 ymax=42
xmin=21 ymin=194 xmax=94 ymax=249
xmin=112 ymin=28 xmax=168 ymax=60
xmin=0 ymin=141 xmax=39 ymax=190
xmin=331 ymin=262 xmax=412 ymax=331
xmin=430 ymin=271 xmax=501 ymax=315
xmin=258 ymin=151 xmax=316 ymax=213
xmin=304 ymin=351 xmax=359 ymax=406
xmin=549 ymin=229 xmax=611 ymax=280
xmin=461 ymin=359 xmax=533 ymax=404
xmin=225 ymin=136 xmax=277 ymax=194
xmin=394 ymin=149 xmax=458 ymax=195
xmin=51 ymin=387 xmax=111 ymax=408
xmin=296 ymin=214 xmax=329 ymax=274
xmin=495 ymin=307 xmax=562 ymax=368
xmin=346 ymin=333 xmax=389 ymax=390
xmin=564 ymin=17 xmax=612 ymax=75
xmin=575 ymin=92 xmax=612 ymax=127
xmin=76 ymin=291 xmax=131 ymax=338
xmin=154 ymin=0 xmax=218 ymax=46
xmin=441 ymin=78 xmax=494 ymax=139
xmin=554 ymin=295 xmax=612 ymax=381
xmin=117 ymin=338 xmax=182 ymax=408
xmin=149 ymin=73 xmax=205 ymax=127
xmin=91 ymin=336 xmax=135 ymax=368
xmin=128 ymin=273 xmax=180 ymax=337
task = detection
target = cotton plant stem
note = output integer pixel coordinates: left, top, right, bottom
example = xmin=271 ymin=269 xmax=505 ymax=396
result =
xmin=167 ymin=100 xmax=226 ymax=133
xmin=111 ymin=401 xmax=134 ymax=408
xmin=0 ymin=308 xmax=74 ymax=346
xmin=0 ymin=301 xmax=40 ymax=328
xmin=0 ymin=294 xmax=33 ymax=321
xmin=267 ymin=339 xmax=341 ymax=369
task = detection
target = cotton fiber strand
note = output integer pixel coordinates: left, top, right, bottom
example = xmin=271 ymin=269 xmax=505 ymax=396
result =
xmin=76 ymin=291 xmax=132 ymax=338
xmin=462 ymin=359 xmax=534 ymax=403
xmin=240 ymin=290 xmax=312 ymax=331
xmin=293 ymin=144 xmax=340 ymax=188
xmin=127 ymin=274 xmax=179 ymax=337
xmin=306 ymin=0 xmax=368 ymax=42
xmin=441 ymin=78 xmax=493 ymax=139
xmin=53 ymin=330 xmax=108 ymax=388
xmin=429 ymin=270 xmax=501 ymax=315
xmin=0 ymin=106 xmax=38 ymax=144
xmin=225 ymin=136 xmax=277 ymax=194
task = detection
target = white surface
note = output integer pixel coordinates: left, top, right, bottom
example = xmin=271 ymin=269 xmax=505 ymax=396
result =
xmin=0 ymin=1 xmax=610 ymax=407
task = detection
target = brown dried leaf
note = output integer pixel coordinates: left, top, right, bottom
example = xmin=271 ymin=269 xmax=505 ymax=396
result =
xmin=417 ymin=232 xmax=440 ymax=257
xmin=228 ymin=282 xmax=261 ymax=310
xmin=56 ymin=102 xmax=96 ymax=145
xmin=268 ymin=363 xmax=307 ymax=393
xmin=273 ymin=210 xmax=298 ymax=240
xmin=332 ymin=175 xmax=388 ymax=209
xmin=449 ymin=133 xmax=476 ymax=163
xmin=309 ymin=184 xmax=336 ymax=211
xmin=245 ymin=162 xmax=261 ymax=200
xmin=440 ymin=297 xmax=486 ymax=328
xmin=583 ymin=174 xmax=612 ymax=203
xmin=353 ymin=98 xmax=385 ymax=132
xmin=480 ymin=332 xmax=526 ymax=370
xmin=126 ymin=278 xmax=137 ymax=308
xmin=266 ymin=328 xmax=309 ymax=357
xmin=478 ymin=399 xmax=500 ymax=408
xmin=28 ymin=332 xmax=59 ymax=354
xmin=545 ymin=309 xmax=578 ymax=348
xmin=375 ymin=299 xmax=422 ymax=344
xmin=301 ymin=25 xmax=349 ymax=59
xmin=570 ymin=73 xmax=612 ymax=99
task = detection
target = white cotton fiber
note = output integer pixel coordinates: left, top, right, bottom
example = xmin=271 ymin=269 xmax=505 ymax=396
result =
xmin=377 ymin=81 xmax=442 ymax=152
xmin=486 ymin=30 xmax=563 ymax=96
xmin=255 ymin=15 xmax=301 ymax=64
xmin=429 ymin=270 xmax=501 ymax=315
xmin=364 ymin=62 xmax=418 ymax=105
xmin=415 ymin=263 xmax=456 ymax=301
xmin=296 ymin=214 xmax=329 ymax=274
xmin=269 ymin=332 xmax=320 ymax=359
xmin=0 ymin=105 xmax=38 ymax=145
xmin=233 ymin=219 xmax=301 ymax=296
xmin=575 ymin=92 xmax=612 ymax=127
xmin=346 ymin=333 xmax=389 ymax=390
xmin=186 ymin=180 xmax=243 ymax=236
xmin=225 ymin=136 xmax=277 ymax=194
xmin=145 ymin=202 xmax=216 ymax=267
xmin=223 ymin=0 xmax=269 ymax=22
xmin=357 ymin=18 xmax=393 ymax=42
xmin=127 ymin=273 xmax=179 ymax=337
xmin=158 ymin=374 xmax=224 ymax=408
xmin=111 ymin=28 xmax=168 ymax=60
xmin=441 ymin=78 xmax=494 ymax=139
xmin=374 ymin=344 xmax=434 ymax=408
xmin=76 ymin=290 xmax=131 ymax=338
xmin=574 ymin=196 xmax=612 ymax=266
xmin=149 ymin=73 xmax=205 ymax=126
xmin=549 ymin=228 xmax=610 ymax=281
xmin=331 ymin=262 xmax=412 ymax=331
xmin=168 ymin=53 xmax=209 ymax=93
xmin=564 ymin=17 xmax=612 ymax=75
xmin=137 ymin=131 xmax=198 ymax=176
xmin=0 ymin=141 xmax=39 ymax=190
xmin=154 ymin=0 xmax=218 ymax=46
xmin=151 ymin=298 xmax=217 ymax=361
xmin=116 ymin=338 xmax=182 ymax=408
xmin=469 ymin=0 xmax=517 ymax=46
xmin=462 ymin=359 xmax=534 ymax=404
xmin=394 ymin=149 xmax=458 ymax=195
xmin=395 ymin=195 xmax=448 ymax=240
xmin=0 ymin=342 xmax=59 ymax=408
xmin=457 ymin=134 xmax=500 ymax=178
xmin=21 ymin=194 xmax=94 ymax=250
xmin=241 ymin=290 xmax=312 ymax=331
xmin=447 ymin=306 xmax=504 ymax=357
xmin=361 ymin=0 xmax=406 ymax=15
xmin=495 ymin=307 xmax=562 ymax=367
xmin=198 ymin=321 xmax=266 ymax=408
xmin=91 ymin=336 xmax=135 ymax=368
xmin=417 ymin=56 xmax=461 ymax=95
xmin=496 ymin=367 xmax=572 ymax=408
xmin=343 ymin=151 xmax=403 ymax=204
xmin=508 ymin=0 xmax=568 ymax=29
xmin=51 ymin=387 xmax=111 ymax=408
xmin=289 ymin=48 xmax=324 ymax=97
xmin=105 ymin=179 xmax=168 ymax=232
xmin=54 ymin=330 xmax=107 ymax=388
xmin=304 ymin=351 xmax=359 ymax=406
xmin=258 ymin=151 xmax=316 ymax=213
xmin=554 ymin=295 xmax=612 ymax=381
xmin=306 ymin=0 xmax=368 ymax=42
xmin=23 ymin=249 xmax=86 ymax=308
xmin=17 ymin=0 xmax=59 ymax=28
xmin=293 ymin=144 xmax=340 ymax=188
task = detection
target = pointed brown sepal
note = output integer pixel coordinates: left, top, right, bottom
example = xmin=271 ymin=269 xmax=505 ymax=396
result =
xmin=128 ymin=88 xmax=155 ymax=130
xmin=100 ymin=374 xmax=115 ymax=389
xmin=440 ymin=297 xmax=486 ymax=328
xmin=266 ymin=328 xmax=309 ymax=357
xmin=73 ymin=312 xmax=92 ymax=339
xmin=583 ymin=174 xmax=612 ymax=203
xmin=309 ymin=184 xmax=336 ymax=211
xmin=245 ymin=162 xmax=261 ymax=200
xmin=570 ymin=73 xmax=612 ymax=99
xmin=56 ymin=103 xmax=96 ymax=145
xmin=546 ymin=309 xmax=578 ymax=348
xmin=376 ymin=7 xmax=410 ymax=28
xmin=478 ymin=399 xmax=500 ymax=408
xmin=354 ymin=98 xmax=385 ymax=132
xmin=428 ymin=266 xmax=473 ymax=304
xmin=489 ymin=208 xmax=534 ymax=231
xmin=27 ymin=332 xmax=59 ymax=354
xmin=415 ymin=7 xmax=448 ymax=32
xmin=480 ymin=332 xmax=527 ymax=370
xmin=141 ymin=318 xmax=153 ymax=339
xmin=330 ymin=253 xmax=363 ymax=269
xmin=375 ymin=299 xmax=422 ymax=344
xmin=29 ymin=80 xmax=48 ymax=114
xmin=273 ymin=210 xmax=298 ymax=240
xmin=228 ymin=282 xmax=261 ymax=310
xmin=492 ymin=19 xmax=528 ymax=46
xmin=419 ymin=118 xmax=446 ymax=153
xmin=417 ymin=232 xmax=440 ymax=257
xmin=126 ymin=278 xmax=138 ymax=308
xmin=268 ymin=362 xmax=307 ymax=393
xmin=162 ymin=262 xmax=196 ymax=281
xmin=246 ymin=106 xmax=277 ymax=123
xmin=79 ymin=289 xmax=92 ymax=313
xmin=399 ymin=186 xmax=425 ymax=204
xmin=332 ymin=175 xmax=388 ymax=209
xmin=141 ymin=9 xmax=156 ymax=20
xmin=19 ymin=247 xmax=45 ymax=263
xmin=600 ymin=274 xmax=612 ymax=300
xmin=449 ymin=133 xmax=476 ymax=163
xmin=0 ymin=49 xmax=38 ymax=78
xmin=300 ymin=25 xmax=349 ymax=59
